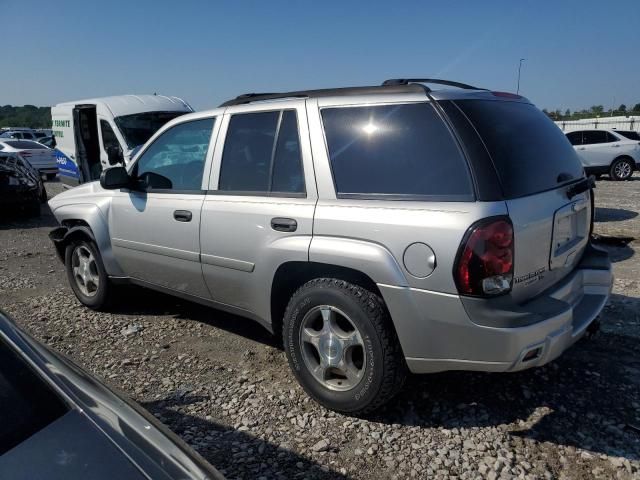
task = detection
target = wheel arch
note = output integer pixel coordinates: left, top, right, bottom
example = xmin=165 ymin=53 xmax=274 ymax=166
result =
xmin=611 ymin=154 xmax=636 ymax=168
xmin=270 ymin=261 xmax=388 ymax=343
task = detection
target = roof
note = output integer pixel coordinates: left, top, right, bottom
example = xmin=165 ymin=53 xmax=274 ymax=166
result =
xmin=219 ymin=78 xmax=488 ymax=107
xmin=54 ymin=94 xmax=193 ymax=117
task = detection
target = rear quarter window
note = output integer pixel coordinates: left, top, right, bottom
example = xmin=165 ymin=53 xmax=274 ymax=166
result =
xmin=455 ymin=100 xmax=584 ymax=198
xmin=321 ymin=103 xmax=474 ymax=200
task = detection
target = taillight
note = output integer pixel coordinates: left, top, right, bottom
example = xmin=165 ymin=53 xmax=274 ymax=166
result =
xmin=454 ymin=217 xmax=514 ymax=296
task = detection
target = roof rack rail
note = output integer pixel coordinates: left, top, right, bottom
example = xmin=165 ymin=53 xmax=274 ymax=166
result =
xmin=219 ymin=83 xmax=427 ymax=107
xmin=382 ymin=78 xmax=486 ymax=90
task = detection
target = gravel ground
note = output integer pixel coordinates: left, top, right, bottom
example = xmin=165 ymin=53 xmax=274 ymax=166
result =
xmin=1 ymin=177 xmax=639 ymax=480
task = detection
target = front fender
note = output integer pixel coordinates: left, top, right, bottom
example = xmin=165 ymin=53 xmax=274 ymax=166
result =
xmin=49 ymin=203 xmax=124 ymax=277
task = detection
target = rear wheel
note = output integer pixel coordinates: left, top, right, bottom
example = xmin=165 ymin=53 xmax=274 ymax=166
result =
xmin=65 ymin=240 xmax=113 ymax=310
xmin=610 ymin=158 xmax=633 ymax=181
xmin=283 ymin=278 xmax=406 ymax=414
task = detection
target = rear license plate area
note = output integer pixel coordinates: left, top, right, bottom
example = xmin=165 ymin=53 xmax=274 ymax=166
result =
xmin=550 ymin=199 xmax=589 ymax=270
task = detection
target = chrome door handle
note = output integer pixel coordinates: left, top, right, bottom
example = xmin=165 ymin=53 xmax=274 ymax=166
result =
xmin=271 ymin=217 xmax=297 ymax=232
xmin=173 ymin=210 xmax=192 ymax=222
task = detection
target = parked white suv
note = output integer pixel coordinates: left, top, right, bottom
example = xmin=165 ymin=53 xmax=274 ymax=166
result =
xmin=565 ymin=129 xmax=639 ymax=180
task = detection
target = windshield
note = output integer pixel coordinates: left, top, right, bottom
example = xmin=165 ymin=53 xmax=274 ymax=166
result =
xmin=616 ymin=130 xmax=640 ymax=141
xmin=114 ymin=111 xmax=187 ymax=149
xmin=455 ymin=100 xmax=585 ymax=198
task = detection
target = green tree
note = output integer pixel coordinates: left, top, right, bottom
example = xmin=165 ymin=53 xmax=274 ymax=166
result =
xmin=564 ymin=109 xmax=571 ymax=118
xmin=632 ymin=103 xmax=640 ymax=112
xmin=590 ymin=105 xmax=604 ymax=115
xmin=618 ymin=104 xmax=627 ymax=113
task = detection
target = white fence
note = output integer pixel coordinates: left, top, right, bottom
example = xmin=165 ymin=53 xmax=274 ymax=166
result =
xmin=555 ymin=115 xmax=640 ymax=133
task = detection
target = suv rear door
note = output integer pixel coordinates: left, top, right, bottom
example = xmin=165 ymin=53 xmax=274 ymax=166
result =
xmin=580 ymin=130 xmax=617 ymax=167
xmin=451 ymin=99 xmax=590 ymax=302
xmin=200 ymin=100 xmax=316 ymax=316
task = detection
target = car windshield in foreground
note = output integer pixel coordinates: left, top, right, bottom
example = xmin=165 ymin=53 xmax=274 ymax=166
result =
xmin=0 ymin=336 xmax=69 ymax=455
xmin=114 ymin=111 xmax=187 ymax=149
xmin=455 ymin=100 xmax=584 ymax=198
xmin=5 ymin=140 xmax=48 ymax=150
xmin=616 ymin=130 xmax=640 ymax=141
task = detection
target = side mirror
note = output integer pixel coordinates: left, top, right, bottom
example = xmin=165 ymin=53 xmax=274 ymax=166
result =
xmin=106 ymin=146 xmax=124 ymax=166
xmin=137 ymin=171 xmax=173 ymax=190
xmin=100 ymin=166 xmax=130 ymax=190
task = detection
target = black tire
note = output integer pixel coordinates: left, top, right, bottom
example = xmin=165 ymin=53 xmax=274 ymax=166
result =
xmin=609 ymin=157 xmax=634 ymax=181
xmin=46 ymin=173 xmax=56 ymax=181
xmin=65 ymin=239 xmax=113 ymax=310
xmin=283 ymin=278 xmax=407 ymax=415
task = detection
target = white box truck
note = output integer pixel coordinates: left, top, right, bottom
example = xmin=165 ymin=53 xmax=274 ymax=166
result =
xmin=51 ymin=94 xmax=193 ymax=187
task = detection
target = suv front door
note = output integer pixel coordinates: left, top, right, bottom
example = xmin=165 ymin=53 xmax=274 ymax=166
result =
xmin=109 ymin=117 xmax=218 ymax=299
xmin=200 ymin=102 xmax=316 ymax=320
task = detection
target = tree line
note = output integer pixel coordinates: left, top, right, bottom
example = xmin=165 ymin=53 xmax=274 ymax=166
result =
xmin=543 ymin=103 xmax=640 ymax=122
xmin=0 ymin=105 xmax=52 ymax=129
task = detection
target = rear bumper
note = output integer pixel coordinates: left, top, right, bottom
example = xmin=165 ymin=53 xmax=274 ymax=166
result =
xmin=380 ymin=243 xmax=613 ymax=374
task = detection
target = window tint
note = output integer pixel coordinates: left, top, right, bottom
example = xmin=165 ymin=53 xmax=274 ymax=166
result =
xmin=582 ymin=130 xmax=608 ymax=145
xmin=134 ymin=118 xmax=214 ymax=191
xmin=566 ymin=131 xmax=583 ymax=145
xmin=100 ymin=120 xmax=120 ymax=152
xmin=616 ymin=130 xmax=640 ymax=140
xmin=605 ymin=132 xmax=618 ymax=142
xmin=219 ymin=110 xmax=305 ymax=194
xmin=271 ymin=111 xmax=304 ymax=193
xmin=5 ymin=140 xmax=47 ymax=150
xmin=322 ymin=103 xmax=473 ymax=199
xmin=456 ymin=100 xmax=584 ymax=198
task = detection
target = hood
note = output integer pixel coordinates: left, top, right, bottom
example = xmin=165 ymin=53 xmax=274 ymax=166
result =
xmin=48 ymin=181 xmax=112 ymax=212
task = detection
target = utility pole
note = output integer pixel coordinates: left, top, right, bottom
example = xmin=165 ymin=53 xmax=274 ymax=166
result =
xmin=516 ymin=58 xmax=525 ymax=94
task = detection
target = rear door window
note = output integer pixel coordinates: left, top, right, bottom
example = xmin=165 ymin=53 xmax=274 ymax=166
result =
xmin=455 ymin=100 xmax=584 ymax=198
xmin=218 ymin=110 xmax=305 ymax=195
xmin=321 ymin=103 xmax=473 ymax=200
xmin=582 ymin=130 xmax=608 ymax=145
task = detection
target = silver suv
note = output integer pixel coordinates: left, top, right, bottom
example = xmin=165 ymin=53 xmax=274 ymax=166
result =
xmin=49 ymin=79 xmax=613 ymax=414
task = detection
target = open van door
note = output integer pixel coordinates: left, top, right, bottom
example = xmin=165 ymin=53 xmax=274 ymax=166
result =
xmin=72 ymin=105 xmax=102 ymax=182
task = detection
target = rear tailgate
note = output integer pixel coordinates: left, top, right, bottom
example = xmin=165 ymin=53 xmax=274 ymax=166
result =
xmin=455 ymin=98 xmax=589 ymax=302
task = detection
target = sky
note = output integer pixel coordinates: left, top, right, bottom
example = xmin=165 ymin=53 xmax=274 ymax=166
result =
xmin=2 ymin=0 xmax=639 ymax=112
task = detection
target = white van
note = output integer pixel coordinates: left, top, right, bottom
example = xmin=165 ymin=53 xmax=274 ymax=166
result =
xmin=51 ymin=94 xmax=193 ymax=187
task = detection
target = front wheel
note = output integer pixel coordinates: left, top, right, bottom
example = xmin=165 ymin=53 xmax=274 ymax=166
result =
xmin=65 ymin=240 xmax=113 ymax=310
xmin=283 ymin=278 xmax=406 ymax=415
xmin=610 ymin=158 xmax=633 ymax=181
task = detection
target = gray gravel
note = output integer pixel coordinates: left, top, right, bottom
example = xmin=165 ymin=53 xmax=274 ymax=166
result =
xmin=1 ymin=178 xmax=639 ymax=479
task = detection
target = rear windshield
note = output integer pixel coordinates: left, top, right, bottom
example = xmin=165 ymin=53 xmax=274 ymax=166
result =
xmin=0 ymin=337 xmax=69 ymax=454
xmin=455 ymin=100 xmax=584 ymax=198
xmin=5 ymin=140 xmax=47 ymax=150
xmin=616 ymin=130 xmax=640 ymax=141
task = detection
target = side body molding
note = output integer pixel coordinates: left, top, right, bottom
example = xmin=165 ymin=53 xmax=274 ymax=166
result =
xmin=309 ymin=236 xmax=408 ymax=287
